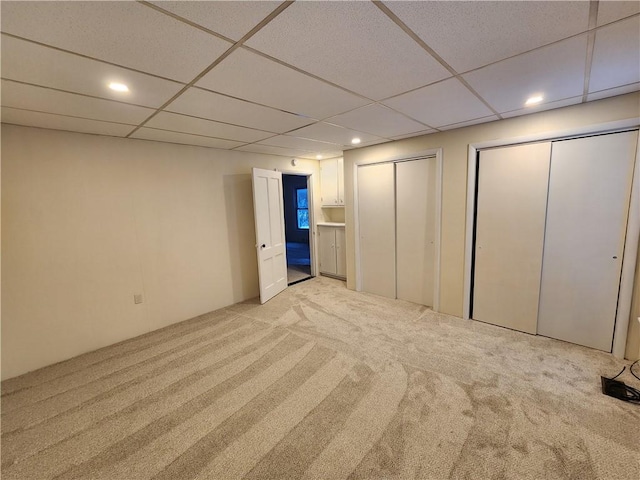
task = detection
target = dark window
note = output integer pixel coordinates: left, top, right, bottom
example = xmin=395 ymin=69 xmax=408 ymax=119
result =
xmin=296 ymin=188 xmax=309 ymax=229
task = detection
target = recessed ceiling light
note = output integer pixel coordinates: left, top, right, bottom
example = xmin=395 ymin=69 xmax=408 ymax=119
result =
xmin=316 ymin=154 xmax=323 ymax=160
xmin=351 ymin=137 xmax=361 ymax=145
xmin=108 ymin=82 xmax=129 ymax=93
xmin=525 ymin=95 xmax=543 ymax=106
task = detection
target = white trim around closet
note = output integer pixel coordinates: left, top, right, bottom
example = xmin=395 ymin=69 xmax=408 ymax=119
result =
xmin=463 ymin=117 xmax=640 ymax=358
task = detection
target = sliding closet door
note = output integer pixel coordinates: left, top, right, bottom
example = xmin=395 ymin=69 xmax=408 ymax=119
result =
xmin=537 ymin=131 xmax=638 ymax=351
xmin=396 ymin=157 xmax=437 ymax=306
xmin=358 ymin=163 xmax=395 ymax=298
xmin=473 ymin=142 xmax=551 ymax=334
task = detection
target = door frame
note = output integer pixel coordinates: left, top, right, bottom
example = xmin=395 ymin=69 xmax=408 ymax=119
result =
xmin=463 ymin=118 xmax=640 ymax=358
xmin=353 ymin=148 xmax=443 ymax=312
xmin=280 ymin=169 xmax=317 ymax=278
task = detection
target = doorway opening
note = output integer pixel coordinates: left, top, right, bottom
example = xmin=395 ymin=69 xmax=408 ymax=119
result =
xmin=283 ymin=174 xmax=313 ymax=285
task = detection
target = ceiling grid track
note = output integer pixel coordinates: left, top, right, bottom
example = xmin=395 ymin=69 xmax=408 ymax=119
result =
xmin=373 ymin=0 xmax=503 ymax=120
xmin=125 ymin=1 xmax=295 ymax=138
xmin=582 ymin=1 xmax=600 ymax=103
xmin=1 ymin=1 xmax=638 ymax=152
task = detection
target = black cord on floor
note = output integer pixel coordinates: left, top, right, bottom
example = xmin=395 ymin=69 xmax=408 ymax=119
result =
xmin=602 ymin=360 xmax=640 ymax=404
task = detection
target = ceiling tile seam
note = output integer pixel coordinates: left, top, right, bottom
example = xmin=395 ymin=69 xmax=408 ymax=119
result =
xmin=317 ymin=101 xmax=439 ymax=133
xmin=590 ymin=81 xmax=640 ymax=96
xmin=372 ymin=0 xmax=503 ymax=119
xmin=437 ymin=115 xmax=498 ymax=130
xmin=0 ymin=106 xmax=140 ymax=127
xmin=274 ymin=121 xmax=392 ymax=145
xmin=240 ymin=45 xmax=377 ymax=103
xmin=1 ymin=77 xmax=160 ymax=111
xmin=498 ymin=94 xmax=585 ymax=116
xmin=124 ymin=1 xmax=295 ymax=139
xmin=191 ymin=84 xmax=320 ymax=121
xmin=141 ymin=125 xmax=257 ymax=144
xmin=0 ymin=32 xmax=187 ymax=86
xmin=312 ymin=119 xmax=397 ymax=141
xmin=278 ymin=133 xmax=348 ymax=147
xmin=229 ymin=145 xmax=314 ymax=158
xmin=227 ymin=142 xmax=310 ymax=154
xmin=136 ymin=0 xmax=236 ymax=44
xmin=582 ymin=1 xmax=600 ymax=103
xmin=0 ymin=122 xmax=133 ymax=140
xmin=230 ymin=133 xmax=340 ymax=153
xmin=157 ymin=110 xmax=281 ymax=136
xmin=130 ymin=136 xmax=245 ymax=151
xmin=378 ymin=75 xmax=456 ymax=103
xmin=454 ymin=13 xmax=640 ymax=79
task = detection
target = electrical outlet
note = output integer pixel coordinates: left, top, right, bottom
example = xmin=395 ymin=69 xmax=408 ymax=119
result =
xmin=134 ymin=294 xmax=143 ymax=305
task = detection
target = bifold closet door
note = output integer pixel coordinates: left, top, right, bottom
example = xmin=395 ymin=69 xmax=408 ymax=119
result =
xmin=473 ymin=142 xmax=551 ymax=334
xmin=396 ymin=158 xmax=437 ymax=306
xmin=537 ymin=131 xmax=638 ymax=351
xmin=358 ymin=163 xmax=395 ymax=298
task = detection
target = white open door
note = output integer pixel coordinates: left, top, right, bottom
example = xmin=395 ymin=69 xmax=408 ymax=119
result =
xmin=252 ymin=168 xmax=288 ymax=304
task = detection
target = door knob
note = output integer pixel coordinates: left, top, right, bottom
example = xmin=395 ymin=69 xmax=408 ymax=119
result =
xmin=261 ymin=244 xmax=266 ymax=249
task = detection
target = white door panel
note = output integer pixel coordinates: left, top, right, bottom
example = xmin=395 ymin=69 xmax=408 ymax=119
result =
xmin=318 ymin=226 xmax=337 ymax=275
xmin=473 ymin=142 xmax=552 ymax=334
xmin=252 ymin=168 xmax=288 ymax=304
xmin=358 ymin=163 xmax=395 ymax=298
xmin=335 ymin=227 xmax=346 ymax=277
xmin=396 ymin=158 xmax=437 ymax=306
xmin=537 ymin=131 xmax=638 ymax=351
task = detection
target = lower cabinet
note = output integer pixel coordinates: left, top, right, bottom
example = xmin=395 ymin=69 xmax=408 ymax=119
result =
xmin=318 ymin=225 xmax=346 ymax=279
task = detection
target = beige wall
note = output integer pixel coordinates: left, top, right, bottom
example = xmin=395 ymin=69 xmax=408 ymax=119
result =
xmin=1 ymin=125 xmax=321 ymax=379
xmin=344 ymin=92 xmax=640 ymax=359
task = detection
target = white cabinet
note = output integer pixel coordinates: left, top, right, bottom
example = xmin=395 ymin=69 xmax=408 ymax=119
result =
xmin=320 ymin=157 xmax=344 ymax=207
xmin=318 ymin=225 xmax=346 ymax=279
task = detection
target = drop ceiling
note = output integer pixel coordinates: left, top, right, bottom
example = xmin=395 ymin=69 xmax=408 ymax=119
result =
xmin=1 ymin=1 xmax=639 ymax=159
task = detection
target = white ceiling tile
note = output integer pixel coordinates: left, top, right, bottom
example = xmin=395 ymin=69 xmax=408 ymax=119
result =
xmin=438 ymin=115 xmax=500 ymax=131
xmin=587 ymin=82 xmax=640 ymax=101
xmin=463 ymin=36 xmax=588 ymax=114
xmin=1 ymin=80 xmax=154 ymax=125
xmin=385 ymin=1 xmax=590 ymax=73
xmin=245 ymin=1 xmax=451 ymax=100
xmin=196 ymin=48 xmax=369 ymax=119
xmin=148 ymin=1 xmax=281 ymax=40
xmin=298 ymin=151 xmax=343 ymax=160
xmin=145 ymin=111 xmax=273 ymax=143
xmin=355 ymin=138 xmax=391 ymax=148
xmin=326 ymin=104 xmax=428 ymax=138
xmin=235 ymin=144 xmax=311 ymax=158
xmin=597 ymin=1 xmax=640 ymax=26
xmin=500 ymin=97 xmax=583 ymax=119
xmin=1 ymin=35 xmax=184 ymax=108
xmin=290 ymin=122 xmax=384 ymax=147
xmin=1 ymin=107 xmax=133 ymax=137
xmin=167 ymin=87 xmax=314 ymax=133
xmin=383 ymin=78 xmax=493 ymax=128
xmin=390 ymin=129 xmax=437 ymax=141
xmin=589 ymin=16 xmax=640 ymax=93
xmin=0 ymin=1 xmax=231 ymax=82
xmin=130 ymin=127 xmax=244 ymax=149
xmin=260 ymin=135 xmax=341 ymax=152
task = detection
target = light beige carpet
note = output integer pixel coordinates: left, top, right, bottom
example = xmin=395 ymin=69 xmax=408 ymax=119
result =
xmin=287 ymin=264 xmax=311 ymax=285
xmin=2 ymin=277 xmax=639 ymax=480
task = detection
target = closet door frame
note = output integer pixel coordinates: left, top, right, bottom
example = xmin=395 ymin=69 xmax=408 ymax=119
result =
xmin=462 ymin=119 xmax=640 ymax=358
xmin=353 ymin=148 xmax=443 ymax=311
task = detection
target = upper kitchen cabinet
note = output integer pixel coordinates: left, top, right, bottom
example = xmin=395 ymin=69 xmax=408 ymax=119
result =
xmin=320 ymin=157 xmax=344 ymax=207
